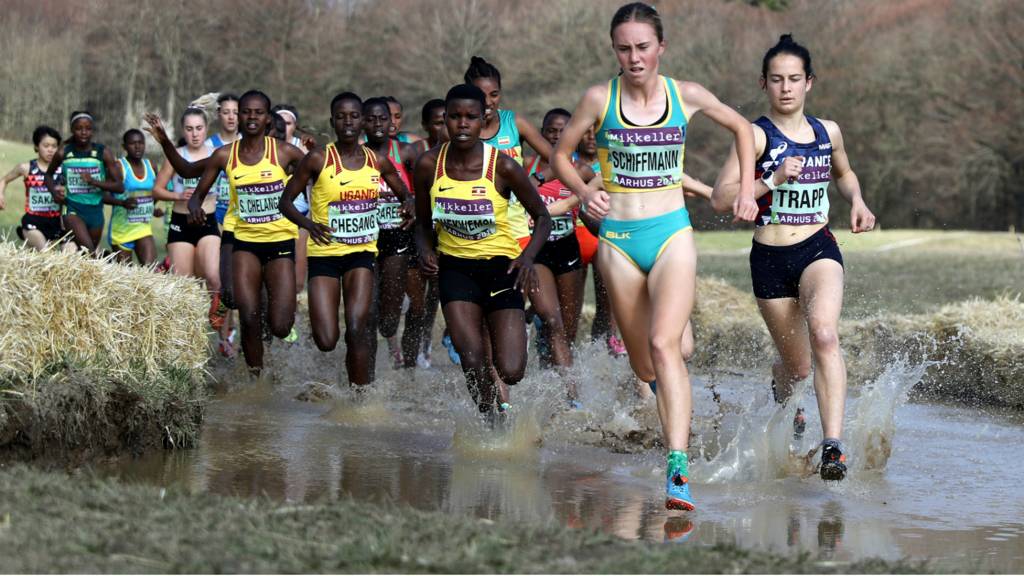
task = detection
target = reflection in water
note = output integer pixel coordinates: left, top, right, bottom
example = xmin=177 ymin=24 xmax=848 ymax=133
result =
xmin=96 ymin=343 xmax=1024 ymax=570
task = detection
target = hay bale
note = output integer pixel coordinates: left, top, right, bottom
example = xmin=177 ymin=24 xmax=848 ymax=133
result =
xmin=691 ymin=277 xmax=771 ymax=368
xmin=0 ymin=241 xmax=209 ymax=456
xmin=844 ymin=296 xmax=1024 ymax=408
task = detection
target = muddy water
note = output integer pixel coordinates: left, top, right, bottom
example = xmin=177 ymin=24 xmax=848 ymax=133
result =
xmin=99 ymin=340 xmax=1024 ymax=572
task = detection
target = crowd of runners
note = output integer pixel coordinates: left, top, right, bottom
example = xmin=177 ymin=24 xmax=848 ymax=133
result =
xmin=0 ymin=2 xmax=876 ymax=511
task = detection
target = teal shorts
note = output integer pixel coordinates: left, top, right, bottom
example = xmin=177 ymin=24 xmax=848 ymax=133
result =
xmin=598 ymin=207 xmax=692 ymax=274
xmin=63 ymin=198 xmax=105 ymax=231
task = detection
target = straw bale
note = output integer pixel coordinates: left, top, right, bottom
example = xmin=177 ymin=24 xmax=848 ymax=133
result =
xmin=691 ymin=277 xmax=771 ymax=368
xmin=0 ymin=242 xmax=208 ymax=383
xmin=843 ymin=295 xmax=1024 ymax=407
xmin=0 ymin=241 xmax=210 ymax=456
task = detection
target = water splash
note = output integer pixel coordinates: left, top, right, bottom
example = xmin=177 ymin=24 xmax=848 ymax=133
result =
xmin=698 ymin=358 xmax=929 ymax=484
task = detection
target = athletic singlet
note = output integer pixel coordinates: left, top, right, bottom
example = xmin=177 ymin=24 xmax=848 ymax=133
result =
xmin=226 ymin=137 xmax=296 ymax=242
xmin=172 ymin=145 xmax=219 ymax=213
xmin=484 ymin=109 xmax=529 ymax=241
xmin=205 ymin=135 xmax=232 ymax=215
xmin=61 ymin=143 xmax=107 ymax=205
xmin=596 ymin=75 xmax=687 ymax=194
xmin=110 ymin=158 xmax=155 ymax=244
xmin=308 ymin=144 xmax=380 ymax=257
xmin=377 ymin=139 xmax=412 ymax=230
xmin=431 ymin=142 xmax=519 ymax=260
xmin=754 ymin=115 xmax=832 ymax=227
xmin=534 ymin=178 xmax=577 ymax=241
xmin=24 ymin=160 xmax=61 ymax=217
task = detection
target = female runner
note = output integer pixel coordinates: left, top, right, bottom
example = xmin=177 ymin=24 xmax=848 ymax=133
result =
xmin=711 ymin=35 xmax=875 ymax=482
xmin=415 ymin=84 xmax=551 ymax=424
xmin=551 ymin=3 xmax=756 ymax=509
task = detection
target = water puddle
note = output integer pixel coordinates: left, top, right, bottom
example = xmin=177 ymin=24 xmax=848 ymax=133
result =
xmin=97 ymin=341 xmax=1024 ymax=572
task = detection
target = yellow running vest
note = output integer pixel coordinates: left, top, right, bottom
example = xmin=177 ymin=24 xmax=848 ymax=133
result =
xmin=308 ymin=144 xmax=381 ymax=257
xmin=430 ymin=142 xmax=519 ymax=260
xmin=226 ymin=137 xmax=297 ymax=242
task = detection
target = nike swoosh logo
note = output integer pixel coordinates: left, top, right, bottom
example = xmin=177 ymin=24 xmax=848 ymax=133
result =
xmin=812 ymin=250 xmax=823 ymax=258
xmin=489 ymin=288 xmax=512 ymax=297
xmin=339 ymin=180 xmax=352 ymax=186
xmin=234 ymin=174 xmax=243 ymax=180
xmin=396 ymin=246 xmax=408 ymax=253
xmin=278 ymin=251 xmax=293 ymax=256
xmin=439 ymin=186 xmax=454 ymax=192
xmin=567 ymin=258 xmax=579 ymax=266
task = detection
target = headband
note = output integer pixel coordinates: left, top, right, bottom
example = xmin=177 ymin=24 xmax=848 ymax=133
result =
xmin=277 ymin=109 xmax=297 ymax=123
xmin=70 ymin=113 xmax=94 ymax=124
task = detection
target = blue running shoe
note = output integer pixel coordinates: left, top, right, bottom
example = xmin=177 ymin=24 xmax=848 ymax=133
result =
xmin=442 ymin=334 xmax=461 ymax=365
xmin=648 ymin=379 xmax=657 ymax=395
xmin=666 ymin=469 xmax=695 ymax=511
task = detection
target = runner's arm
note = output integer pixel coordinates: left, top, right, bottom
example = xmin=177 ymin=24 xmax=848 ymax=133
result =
xmin=711 ymin=125 xmax=768 ymax=212
xmin=517 ymin=116 xmax=553 ymax=163
xmin=0 ymin=162 xmax=29 ymax=209
xmin=825 ymin=120 xmax=875 ymax=233
xmin=43 ymin=149 xmax=66 ymax=203
xmin=680 ymin=80 xmax=756 ymax=222
xmin=552 ymin=85 xmax=610 ymax=217
xmin=413 ymin=150 xmax=439 ymax=276
xmin=152 ymin=157 xmax=182 ymax=202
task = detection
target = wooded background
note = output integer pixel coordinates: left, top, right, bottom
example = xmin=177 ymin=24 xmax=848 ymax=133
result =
xmin=1 ymin=0 xmax=1020 ymax=230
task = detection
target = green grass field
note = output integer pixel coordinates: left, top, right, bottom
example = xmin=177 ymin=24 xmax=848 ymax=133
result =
xmin=4 ymin=137 xmax=1021 ymax=318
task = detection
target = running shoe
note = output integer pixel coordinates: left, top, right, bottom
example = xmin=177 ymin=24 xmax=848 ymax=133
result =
xmin=209 ymin=293 xmax=227 ymax=330
xmin=567 ymin=399 xmax=583 ymax=410
xmin=607 ymin=335 xmax=626 ymax=357
xmin=793 ymin=408 xmax=806 ymax=440
xmin=283 ymin=327 xmax=299 ymax=343
xmin=442 ymin=334 xmax=461 ymax=365
xmin=819 ymin=439 xmax=847 ymax=481
xmin=665 ymin=452 xmax=695 ymax=511
xmin=155 ymin=256 xmax=171 ymax=274
xmin=648 ymin=379 xmax=657 ymax=395
xmin=666 ymin=469 xmax=695 ymax=511
xmin=416 ymin=351 xmax=432 ymax=369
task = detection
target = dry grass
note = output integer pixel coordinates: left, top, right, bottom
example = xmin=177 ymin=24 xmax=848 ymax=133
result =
xmin=0 ymin=241 xmax=209 ymax=456
xmin=691 ymin=277 xmax=771 ymax=368
xmin=844 ymin=296 xmax=1024 ymax=408
xmin=687 ymin=276 xmax=1024 ymax=408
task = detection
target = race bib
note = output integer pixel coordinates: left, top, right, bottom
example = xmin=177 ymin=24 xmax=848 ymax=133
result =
xmin=127 ymin=196 xmax=154 ymax=224
xmin=377 ymin=185 xmax=402 ymax=230
xmin=64 ymin=166 xmax=101 ymax=195
xmin=604 ymin=126 xmax=684 ymax=191
xmin=27 ymin=184 xmax=58 ymax=213
xmin=328 ymin=198 xmax=378 ymax=244
xmin=549 ymin=215 xmax=575 ymax=241
xmin=433 ymin=197 xmax=496 ymax=240
xmin=236 ymin=180 xmax=285 ymax=224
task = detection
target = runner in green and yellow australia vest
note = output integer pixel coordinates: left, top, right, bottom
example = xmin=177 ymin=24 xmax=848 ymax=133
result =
xmin=552 ymin=3 xmax=757 ymax=510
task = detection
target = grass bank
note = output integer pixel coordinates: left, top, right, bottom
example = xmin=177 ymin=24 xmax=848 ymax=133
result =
xmin=0 ymin=242 xmax=209 ymax=458
xmin=0 ymin=464 xmax=927 ymax=574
